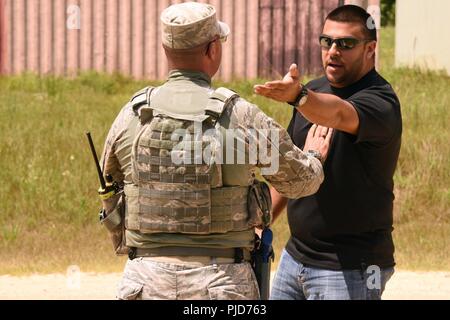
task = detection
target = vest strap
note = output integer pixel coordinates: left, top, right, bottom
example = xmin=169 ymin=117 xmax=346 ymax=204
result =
xmin=129 ymin=86 xmax=155 ymax=123
xmin=130 ymin=86 xmax=154 ymax=109
xmin=205 ymin=87 xmax=239 ymax=124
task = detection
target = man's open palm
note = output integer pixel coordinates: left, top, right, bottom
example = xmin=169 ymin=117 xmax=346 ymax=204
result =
xmin=254 ymin=64 xmax=302 ymax=103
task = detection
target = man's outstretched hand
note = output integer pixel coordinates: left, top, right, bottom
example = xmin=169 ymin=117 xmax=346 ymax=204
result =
xmin=254 ymin=64 xmax=302 ymax=103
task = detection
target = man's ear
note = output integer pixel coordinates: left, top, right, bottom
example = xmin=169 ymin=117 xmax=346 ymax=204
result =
xmin=367 ymin=41 xmax=377 ymax=60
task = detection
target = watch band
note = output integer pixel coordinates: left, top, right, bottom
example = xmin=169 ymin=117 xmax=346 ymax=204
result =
xmin=288 ymin=85 xmax=308 ymax=107
xmin=306 ymin=150 xmax=323 ymax=163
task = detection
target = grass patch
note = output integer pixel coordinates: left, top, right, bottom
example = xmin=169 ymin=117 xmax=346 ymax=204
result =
xmin=0 ymin=27 xmax=448 ymax=275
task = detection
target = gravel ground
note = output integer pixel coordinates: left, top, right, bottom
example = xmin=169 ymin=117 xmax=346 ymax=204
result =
xmin=0 ymin=270 xmax=449 ymax=300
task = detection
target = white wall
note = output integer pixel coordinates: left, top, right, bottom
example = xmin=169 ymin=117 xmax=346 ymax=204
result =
xmin=396 ymin=0 xmax=450 ymax=75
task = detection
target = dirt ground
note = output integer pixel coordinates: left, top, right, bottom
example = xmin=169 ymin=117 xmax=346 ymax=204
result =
xmin=0 ymin=270 xmax=449 ymax=300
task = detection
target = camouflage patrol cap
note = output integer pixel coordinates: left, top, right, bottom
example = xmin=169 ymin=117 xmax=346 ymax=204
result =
xmin=160 ymin=2 xmax=230 ymax=50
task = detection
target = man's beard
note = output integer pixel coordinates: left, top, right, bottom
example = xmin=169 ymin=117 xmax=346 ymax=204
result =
xmin=324 ymin=56 xmax=364 ymax=87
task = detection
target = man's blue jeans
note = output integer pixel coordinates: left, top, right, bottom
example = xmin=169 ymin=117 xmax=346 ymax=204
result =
xmin=270 ymin=249 xmax=394 ymax=300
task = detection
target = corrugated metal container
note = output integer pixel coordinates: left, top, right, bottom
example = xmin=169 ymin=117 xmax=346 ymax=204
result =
xmin=0 ymin=0 xmax=7 ymax=74
xmin=396 ymin=0 xmax=450 ymax=75
xmin=0 ymin=0 xmax=383 ymax=80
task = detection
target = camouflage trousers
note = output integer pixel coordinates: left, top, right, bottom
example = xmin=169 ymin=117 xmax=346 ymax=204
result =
xmin=116 ymin=256 xmax=260 ymax=300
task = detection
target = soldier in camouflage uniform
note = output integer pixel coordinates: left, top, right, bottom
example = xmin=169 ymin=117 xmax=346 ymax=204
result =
xmin=99 ymin=2 xmax=332 ymax=300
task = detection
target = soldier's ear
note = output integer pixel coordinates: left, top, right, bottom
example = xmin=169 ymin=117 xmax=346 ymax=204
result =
xmin=206 ymin=39 xmax=219 ymax=60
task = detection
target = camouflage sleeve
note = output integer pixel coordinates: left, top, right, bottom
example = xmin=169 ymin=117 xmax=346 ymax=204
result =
xmin=99 ymin=103 xmax=133 ymax=212
xmin=226 ymin=98 xmax=324 ymax=199
xmin=100 ymin=103 xmax=134 ymax=182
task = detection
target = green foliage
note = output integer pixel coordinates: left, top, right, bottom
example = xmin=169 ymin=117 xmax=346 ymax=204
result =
xmin=0 ymin=26 xmax=448 ymax=274
xmin=381 ymin=0 xmax=396 ymax=26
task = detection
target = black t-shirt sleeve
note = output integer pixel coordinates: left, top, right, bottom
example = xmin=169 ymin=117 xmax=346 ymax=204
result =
xmin=348 ymin=85 xmax=400 ymax=146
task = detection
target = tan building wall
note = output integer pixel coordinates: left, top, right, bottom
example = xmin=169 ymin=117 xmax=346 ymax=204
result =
xmin=0 ymin=0 xmax=386 ymax=79
xmin=396 ymin=0 xmax=450 ymax=75
xmin=0 ymin=0 xmax=340 ymax=80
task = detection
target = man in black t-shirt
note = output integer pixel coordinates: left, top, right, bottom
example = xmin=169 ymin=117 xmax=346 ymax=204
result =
xmin=255 ymin=5 xmax=402 ymax=300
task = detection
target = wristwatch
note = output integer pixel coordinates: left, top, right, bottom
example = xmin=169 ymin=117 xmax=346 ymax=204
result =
xmin=306 ymin=150 xmax=323 ymax=163
xmin=288 ymin=85 xmax=309 ymax=107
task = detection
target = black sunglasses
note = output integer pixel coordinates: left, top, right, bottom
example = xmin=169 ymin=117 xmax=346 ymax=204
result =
xmin=319 ymin=35 xmax=372 ymax=50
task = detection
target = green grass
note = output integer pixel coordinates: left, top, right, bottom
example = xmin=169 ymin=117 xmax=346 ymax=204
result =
xmin=0 ymin=27 xmax=448 ymax=275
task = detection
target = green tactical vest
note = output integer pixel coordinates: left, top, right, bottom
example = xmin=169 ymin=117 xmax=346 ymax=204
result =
xmin=124 ymin=84 xmax=263 ymax=235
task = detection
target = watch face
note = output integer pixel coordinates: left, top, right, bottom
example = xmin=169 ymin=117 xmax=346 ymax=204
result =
xmin=299 ymin=95 xmax=308 ymax=107
xmin=289 ymin=86 xmax=308 ymax=107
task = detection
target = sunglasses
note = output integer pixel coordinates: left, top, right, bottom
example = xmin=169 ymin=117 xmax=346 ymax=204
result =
xmin=319 ymin=35 xmax=372 ymax=50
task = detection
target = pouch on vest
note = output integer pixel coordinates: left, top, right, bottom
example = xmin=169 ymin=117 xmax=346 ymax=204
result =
xmin=247 ymin=180 xmax=272 ymax=228
xmin=101 ymin=193 xmax=129 ymax=256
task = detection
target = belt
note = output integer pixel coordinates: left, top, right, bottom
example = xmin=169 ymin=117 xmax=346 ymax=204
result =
xmin=129 ymin=247 xmax=250 ymax=263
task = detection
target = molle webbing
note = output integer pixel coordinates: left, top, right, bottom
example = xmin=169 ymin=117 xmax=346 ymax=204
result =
xmin=125 ymin=184 xmax=249 ymax=234
xmin=135 ymin=117 xmax=213 ymax=234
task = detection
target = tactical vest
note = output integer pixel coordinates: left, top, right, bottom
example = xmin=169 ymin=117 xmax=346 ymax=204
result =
xmin=124 ymin=86 xmax=271 ymax=235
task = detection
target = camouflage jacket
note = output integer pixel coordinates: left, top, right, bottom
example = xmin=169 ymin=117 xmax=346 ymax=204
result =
xmin=101 ymin=70 xmax=324 ymax=204
xmin=99 ymin=70 xmax=324 ymax=249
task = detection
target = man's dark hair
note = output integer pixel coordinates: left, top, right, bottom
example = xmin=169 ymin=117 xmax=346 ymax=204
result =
xmin=326 ymin=5 xmax=377 ymax=41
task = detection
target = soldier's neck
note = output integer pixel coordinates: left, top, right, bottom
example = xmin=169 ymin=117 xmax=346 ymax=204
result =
xmin=168 ymin=69 xmax=212 ymax=87
xmin=168 ymin=59 xmax=215 ymax=78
